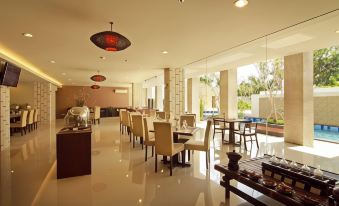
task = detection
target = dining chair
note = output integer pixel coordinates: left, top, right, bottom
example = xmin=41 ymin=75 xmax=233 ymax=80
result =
xmin=149 ymin=110 xmax=157 ymax=118
xmin=155 ymin=111 xmax=166 ymax=119
xmin=33 ymin=109 xmax=39 ymax=129
xmin=131 ymin=114 xmax=144 ymax=149
xmin=119 ymin=109 xmax=126 ymax=134
xmin=128 ymin=111 xmax=141 ymax=143
xmin=121 ymin=110 xmax=129 ymax=136
xmin=91 ymin=106 xmax=101 ymax=124
xmin=235 ymin=122 xmax=259 ymax=150
xmin=154 ymin=122 xmax=185 ymax=176
xmin=212 ymin=117 xmax=229 ymax=141
xmin=179 ymin=114 xmax=196 ymax=127
xmin=184 ymin=119 xmax=212 ymax=169
xmin=26 ymin=110 xmax=34 ymax=132
xmin=143 ymin=117 xmax=155 ymax=161
xmin=10 ymin=110 xmax=28 ymax=136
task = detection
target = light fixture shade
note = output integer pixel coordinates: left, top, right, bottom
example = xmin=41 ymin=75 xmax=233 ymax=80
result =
xmin=90 ymin=74 xmax=106 ymax=82
xmin=91 ymin=85 xmax=100 ymax=89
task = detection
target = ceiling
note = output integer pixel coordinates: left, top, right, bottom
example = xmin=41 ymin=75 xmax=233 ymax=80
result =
xmin=0 ymin=0 xmax=338 ymax=87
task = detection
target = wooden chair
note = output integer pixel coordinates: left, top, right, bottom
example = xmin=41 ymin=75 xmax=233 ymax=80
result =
xmin=212 ymin=118 xmax=229 ymax=141
xmin=10 ymin=110 xmax=28 ymax=136
xmin=235 ymin=122 xmax=259 ymax=150
xmin=131 ymin=114 xmax=144 ymax=149
xmin=149 ymin=110 xmax=157 ymax=118
xmin=184 ymin=120 xmax=212 ymax=169
xmin=179 ymin=114 xmax=196 ymax=127
xmin=26 ymin=110 xmax=34 ymax=132
xmin=143 ymin=117 xmax=155 ymax=161
xmin=153 ymin=122 xmax=185 ymax=176
xmin=155 ymin=111 xmax=166 ymax=119
xmin=91 ymin=106 xmax=101 ymax=124
xmin=33 ymin=109 xmax=39 ymax=129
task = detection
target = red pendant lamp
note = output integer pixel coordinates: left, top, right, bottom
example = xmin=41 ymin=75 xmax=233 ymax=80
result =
xmin=91 ymin=84 xmax=100 ymax=89
xmin=90 ymin=22 xmax=131 ymax=52
xmin=90 ymin=70 xmax=106 ymax=82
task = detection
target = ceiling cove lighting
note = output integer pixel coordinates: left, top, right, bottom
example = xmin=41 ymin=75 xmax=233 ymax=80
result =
xmin=234 ymin=0 xmax=248 ymax=8
xmin=0 ymin=45 xmax=62 ymax=87
xmin=90 ymin=71 xmax=106 ymax=82
xmin=22 ymin=33 xmax=33 ymax=38
xmin=90 ymin=22 xmax=131 ymax=52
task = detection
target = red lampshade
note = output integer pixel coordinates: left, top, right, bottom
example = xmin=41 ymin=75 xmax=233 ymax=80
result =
xmin=91 ymin=85 xmax=100 ymax=89
xmin=90 ymin=22 xmax=131 ymax=52
xmin=90 ymin=74 xmax=106 ymax=82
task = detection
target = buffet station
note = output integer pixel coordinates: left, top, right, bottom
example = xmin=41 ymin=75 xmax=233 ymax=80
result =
xmin=215 ymin=152 xmax=339 ymax=206
xmin=57 ymin=107 xmax=92 ymax=179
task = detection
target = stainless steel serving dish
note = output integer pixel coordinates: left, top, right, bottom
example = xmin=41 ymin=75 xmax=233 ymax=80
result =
xmin=64 ymin=106 xmax=90 ymax=128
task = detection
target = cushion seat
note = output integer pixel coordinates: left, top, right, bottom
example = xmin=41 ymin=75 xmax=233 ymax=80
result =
xmin=172 ymin=143 xmax=185 ymax=155
xmin=184 ymin=139 xmax=205 ymax=151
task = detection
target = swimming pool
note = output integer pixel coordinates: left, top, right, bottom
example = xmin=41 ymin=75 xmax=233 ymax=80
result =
xmin=245 ymin=117 xmax=339 ymax=143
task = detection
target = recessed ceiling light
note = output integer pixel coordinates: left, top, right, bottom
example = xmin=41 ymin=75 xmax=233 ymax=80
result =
xmin=234 ymin=0 xmax=248 ymax=8
xmin=68 ymin=78 xmax=71 ymax=81
xmin=336 ymin=30 xmax=339 ymax=34
xmin=178 ymin=0 xmax=184 ymax=3
xmin=100 ymin=56 xmax=106 ymax=60
xmin=162 ymin=51 xmax=168 ymax=54
xmin=62 ymin=73 xmax=66 ymax=76
xmin=50 ymin=60 xmax=56 ymax=64
xmin=22 ymin=33 xmax=33 ymax=38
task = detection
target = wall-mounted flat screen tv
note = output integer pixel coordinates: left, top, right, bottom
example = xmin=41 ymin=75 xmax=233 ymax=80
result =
xmin=0 ymin=62 xmax=21 ymax=87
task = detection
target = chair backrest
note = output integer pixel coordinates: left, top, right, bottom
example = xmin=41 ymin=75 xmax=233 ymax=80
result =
xmin=180 ymin=114 xmax=196 ymax=127
xmin=27 ymin=110 xmax=34 ymax=124
xmin=154 ymin=122 xmax=173 ymax=156
xmin=248 ymin=122 xmax=257 ymax=133
xmin=143 ymin=117 xmax=153 ymax=142
xmin=33 ymin=109 xmax=39 ymax=122
xmin=149 ymin=110 xmax=156 ymax=118
xmin=94 ymin=106 xmax=100 ymax=119
xmin=213 ymin=118 xmax=225 ymax=127
xmin=128 ymin=112 xmax=140 ymax=129
xmin=131 ymin=115 xmax=144 ymax=137
xmin=121 ymin=110 xmax=129 ymax=125
xmin=20 ymin=110 xmax=28 ymax=127
xmin=156 ymin=111 xmax=166 ymax=119
xmin=119 ymin=109 xmax=126 ymax=122
xmin=204 ymin=120 xmax=212 ymax=149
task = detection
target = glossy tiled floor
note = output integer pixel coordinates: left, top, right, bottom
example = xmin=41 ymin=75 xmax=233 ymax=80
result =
xmin=2 ymin=117 xmax=339 ymax=206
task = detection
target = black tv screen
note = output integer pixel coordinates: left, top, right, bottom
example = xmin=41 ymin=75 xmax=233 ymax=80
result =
xmin=0 ymin=62 xmax=21 ymax=87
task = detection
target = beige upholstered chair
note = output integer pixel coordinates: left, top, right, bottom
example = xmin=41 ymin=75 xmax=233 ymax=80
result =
xmin=149 ymin=110 xmax=157 ymax=118
xmin=154 ymin=122 xmax=185 ymax=176
xmin=119 ymin=109 xmax=126 ymax=134
xmin=26 ymin=110 xmax=34 ymax=132
xmin=180 ymin=114 xmax=196 ymax=127
xmin=184 ymin=119 xmax=212 ymax=169
xmin=155 ymin=111 xmax=166 ymax=119
xmin=33 ymin=109 xmax=39 ymax=129
xmin=121 ymin=110 xmax=129 ymax=136
xmin=131 ymin=114 xmax=144 ymax=149
xmin=143 ymin=117 xmax=155 ymax=161
xmin=10 ymin=110 xmax=28 ymax=136
xmin=128 ymin=111 xmax=140 ymax=142
xmin=91 ymin=106 xmax=101 ymax=124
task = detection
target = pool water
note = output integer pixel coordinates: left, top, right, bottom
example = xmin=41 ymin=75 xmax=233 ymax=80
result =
xmin=314 ymin=125 xmax=339 ymax=143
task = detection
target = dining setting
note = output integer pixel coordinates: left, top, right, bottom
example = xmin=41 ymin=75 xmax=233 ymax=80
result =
xmin=9 ymin=104 xmax=39 ymax=136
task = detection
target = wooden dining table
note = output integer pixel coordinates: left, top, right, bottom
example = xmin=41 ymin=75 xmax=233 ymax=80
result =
xmin=149 ymin=125 xmax=200 ymax=167
xmin=221 ymin=119 xmax=252 ymax=145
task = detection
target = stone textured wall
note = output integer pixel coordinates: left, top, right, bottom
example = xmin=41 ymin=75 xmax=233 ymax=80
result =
xmin=0 ymin=86 xmax=10 ymax=151
xmin=259 ymin=96 xmax=339 ymax=126
xmin=164 ymin=68 xmax=184 ymax=119
xmin=34 ymin=82 xmax=57 ymax=123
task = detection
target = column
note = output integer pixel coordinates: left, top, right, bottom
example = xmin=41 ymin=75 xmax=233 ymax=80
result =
xmin=284 ymin=52 xmax=314 ymax=146
xmin=155 ymin=85 xmax=163 ymax=110
xmin=0 ymin=85 xmax=10 ymax=151
xmin=219 ymin=69 xmax=238 ymax=119
xmin=187 ymin=78 xmax=200 ymax=121
xmin=33 ymin=82 xmax=57 ymax=124
xmin=164 ymin=68 xmax=185 ymax=118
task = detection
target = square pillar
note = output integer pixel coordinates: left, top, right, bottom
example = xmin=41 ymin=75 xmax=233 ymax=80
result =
xmin=164 ymin=68 xmax=185 ymax=118
xmin=187 ymin=78 xmax=200 ymax=121
xmin=284 ymin=52 xmax=314 ymax=146
xmin=0 ymin=85 xmax=10 ymax=151
xmin=220 ymin=69 xmax=238 ymax=119
xmin=33 ymin=82 xmax=57 ymax=124
xmin=155 ymin=85 xmax=163 ymax=110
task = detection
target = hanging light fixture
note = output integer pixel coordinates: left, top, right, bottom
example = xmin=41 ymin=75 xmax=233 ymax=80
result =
xmin=90 ymin=70 xmax=106 ymax=82
xmin=91 ymin=84 xmax=100 ymax=89
xmin=90 ymin=22 xmax=131 ymax=51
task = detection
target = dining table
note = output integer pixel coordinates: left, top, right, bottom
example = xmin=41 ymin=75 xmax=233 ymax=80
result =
xmin=149 ymin=124 xmax=200 ymax=168
xmin=221 ymin=119 xmax=252 ymax=145
xmin=10 ymin=113 xmax=21 ymax=123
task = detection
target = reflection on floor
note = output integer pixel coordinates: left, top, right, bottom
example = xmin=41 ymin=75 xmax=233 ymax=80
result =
xmin=1 ymin=117 xmax=339 ymax=206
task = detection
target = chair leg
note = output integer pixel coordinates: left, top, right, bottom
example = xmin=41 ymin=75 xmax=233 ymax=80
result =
xmin=151 ymin=146 xmax=154 ymax=157
xmin=188 ymin=150 xmax=191 ymax=161
xmin=141 ymin=137 xmax=144 ymax=150
xmin=133 ymin=135 xmax=135 ymax=148
xmin=206 ymin=151 xmax=209 ymax=169
xmin=255 ymin=133 xmax=259 ymax=148
xmin=243 ymin=135 xmax=248 ymax=150
xmin=155 ymin=154 xmax=158 ymax=172
xmin=222 ymin=130 xmax=224 ymax=142
xmin=145 ymin=146 xmax=148 ymax=161
xmin=24 ymin=127 xmax=27 ymax=134
xmin=21 ymin=128 xmax=23 ymax=136
xmin=181 ymin=150 xmax=186 ymax=168
xmin=170 ymin=156 xmax=173 ymax=176
xmin=213 ymin=128 xmax=216 ymax=140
